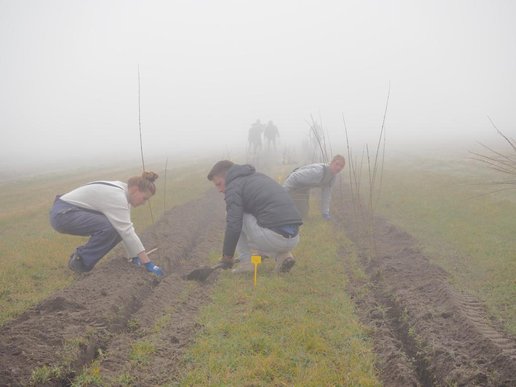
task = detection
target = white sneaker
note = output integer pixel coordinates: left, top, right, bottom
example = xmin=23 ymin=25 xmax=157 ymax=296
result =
xmin=231 ymin=261 xmax=254 ymax=273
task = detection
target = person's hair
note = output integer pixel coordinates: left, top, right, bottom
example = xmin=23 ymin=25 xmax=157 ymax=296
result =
xmin=331 ymin=154 xmax=346 ymax=164
xmin=207 ymin=160 xmax=234 ymax=181
xmin=128 ymin=171 xmax=159 ymax=195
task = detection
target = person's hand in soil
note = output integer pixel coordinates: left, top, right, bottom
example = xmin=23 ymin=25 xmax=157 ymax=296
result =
xmin=220 ymin=255 xmax=234 ymax=269
xmin=134 ymin=250 xmax=163 ymax=276
xmin=144 ymin=261 xmax=164 ymax=276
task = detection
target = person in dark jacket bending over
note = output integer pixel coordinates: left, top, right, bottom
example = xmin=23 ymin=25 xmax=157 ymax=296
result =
xmin=208 ymin=160 xmax=303 ymax=273
xmin=283 ymin=154 xmax=345 ymax=220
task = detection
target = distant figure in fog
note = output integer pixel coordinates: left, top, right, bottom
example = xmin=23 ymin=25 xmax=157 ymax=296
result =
xmin=264 ymin=120 xmax=280 ymax=150
xmin=49 ymin=171 xmax=164 ymax=276
xmin=283 ymin=155 xmax=346 ymax=220
xmin=207 ymin=160 xmax=302 ymax=274
xmin=248 ymin=119 xmax=264 ymax=154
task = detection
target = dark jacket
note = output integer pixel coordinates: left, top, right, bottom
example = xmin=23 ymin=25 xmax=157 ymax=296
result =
xmin=222 ymin=164 xmax=302 ymax=257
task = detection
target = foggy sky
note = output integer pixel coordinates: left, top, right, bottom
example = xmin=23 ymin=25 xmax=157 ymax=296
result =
xmin=1 ymin=0 xmax=515 ymax=171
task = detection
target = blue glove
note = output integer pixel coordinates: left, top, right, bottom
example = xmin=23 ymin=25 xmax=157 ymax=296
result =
xmin=144 ymin=261 xmax=164 ymax=277
xmin=131 ymin=256 xmax=142 ymax=267
xmin=322 ymin=213 xmax=331 ymax=221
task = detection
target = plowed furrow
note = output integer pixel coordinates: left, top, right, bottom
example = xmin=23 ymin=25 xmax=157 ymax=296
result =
xmin=0 ymin=189 xmax=225 ymax=386
xmin=334 ymin=186 xmax=516 ymax=387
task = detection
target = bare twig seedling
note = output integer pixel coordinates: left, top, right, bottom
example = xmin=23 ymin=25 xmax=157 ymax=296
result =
xmin=163 ymin=157 xmax=168 ymax=212
xmin=137 ymin=65 xmax=155 ymax=223
xmin=342 ymin=84 xmax=390 ymax=258
xmin=138 ymin=65 xmax=146 ymax=172
xmin=307 ymin=115 xmax=330 ymax=163
xmin=470 ymin=116 xmax=516 ymax=193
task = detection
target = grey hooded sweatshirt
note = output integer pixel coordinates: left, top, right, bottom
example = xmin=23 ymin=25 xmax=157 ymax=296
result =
xmin=222 ymin=164 xmax=302 ymax=257
xmin=283 ymin=163 xmax=335 ymax=215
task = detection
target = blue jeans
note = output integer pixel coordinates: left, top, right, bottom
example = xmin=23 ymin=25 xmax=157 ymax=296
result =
xmin=50 ymin=197 xmax=121 ymax=271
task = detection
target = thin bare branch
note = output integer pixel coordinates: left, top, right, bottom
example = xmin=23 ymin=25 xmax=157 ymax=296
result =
xmin=476 ymin=142 xmax=513 ymax=161
xmin=488 ymin=116 xmax=516 ymax=152
xmin=467 ymin=186 xmax=516 ymax=200
xmin=163 ymin=157 xmax=168 ymax=212
xmin=138 ymin=65 xmax=146 ymax=172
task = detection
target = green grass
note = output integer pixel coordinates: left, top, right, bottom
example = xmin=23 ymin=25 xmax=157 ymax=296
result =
xmin=29 ymin=329 xmax=102 ymax=385
xmin=130 ymin=340 xmax=156 ymax=365
xmin=71 ymin=358 xmax=103 ymax=387
xmin=29 ymin=365 xmax=63 ymax=385
xmin=376 ymin=157 xmax=516 ymax=333
xmin=179 ymin=217 xmax=380 ymax=386
xmin=0 ymin=161 xmax=212 ymax=326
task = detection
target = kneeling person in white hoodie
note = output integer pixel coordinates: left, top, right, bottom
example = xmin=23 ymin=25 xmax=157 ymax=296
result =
xmin=50 ymin=171 xmax=164 ymax=276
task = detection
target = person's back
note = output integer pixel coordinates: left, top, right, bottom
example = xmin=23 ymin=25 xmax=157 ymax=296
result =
xmin=283 ymin=155 xmax=345 ymax=219
xmin=264 ymin=121 xmax=279 ymax=149
xmin=264 ymin=122 xmax=278 ymax=137
xmin=225 ymin=164 xmax=301 ymax=230
xmin=248 ymin=121 xmax=263 ymax=152
xmin=283 ymin=163 xmax=330 ymax=191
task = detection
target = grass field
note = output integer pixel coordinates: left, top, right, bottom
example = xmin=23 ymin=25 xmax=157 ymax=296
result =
xmin=376 ymin=156 xmax=516 ymax=334
xmin=179 ymin=217 xmax=380 ymax=386
xmin=1 ymin=154 xmax=514 ymax=384
xmin=0 ymin=161 xmax=211 ymax=326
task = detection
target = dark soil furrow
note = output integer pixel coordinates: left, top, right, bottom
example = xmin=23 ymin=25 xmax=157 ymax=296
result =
xmin=340 ymin=244 xmax=422 ymax=387
xmin=0 ymin=189 xmax=225 ymax=386
xmin=99 ymin=211 xmax=224 ymax=385
xmin=334 ymin=186 xmax=516 ymax=386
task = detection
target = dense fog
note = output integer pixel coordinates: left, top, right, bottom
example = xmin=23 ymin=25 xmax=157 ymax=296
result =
xmin=1 ymin=0 xmax=515 ymax=173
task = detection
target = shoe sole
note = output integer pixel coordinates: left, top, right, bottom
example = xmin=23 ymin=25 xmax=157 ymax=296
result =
xmin=279 ymin=257 xmax=295 ymax=273
xmin=68 ymin=254 xmax=89 ymax=273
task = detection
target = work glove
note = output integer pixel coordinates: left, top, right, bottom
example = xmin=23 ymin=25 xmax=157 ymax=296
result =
xmin=144 ymin=261 xmax=164 ymax=277
xmin=219 ymin=255 xmax=235 ymax=269
xmin=131 ymin=256 xmax=142 ymax=267
xmin=322 ymin=213 xmax=331 ymax=221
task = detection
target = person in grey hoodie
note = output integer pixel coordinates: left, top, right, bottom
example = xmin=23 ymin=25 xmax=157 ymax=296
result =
xmin=49 ymin=171 xmax=164 ymax=276
xmin=283 ymin=155 xmax=345 ymax=220
xmin=207 ymin=160 xmax=302 ymax=273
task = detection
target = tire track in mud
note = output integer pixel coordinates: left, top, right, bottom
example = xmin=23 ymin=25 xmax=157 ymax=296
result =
xmin=0 ymin=189 xmax=225 ymax=386
xmin=334 ymin=187 xmax=516 ymax=386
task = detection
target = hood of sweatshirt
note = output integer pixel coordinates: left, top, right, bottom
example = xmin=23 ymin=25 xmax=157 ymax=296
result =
xmin=225 ymin=164 xmax=256 ymax=186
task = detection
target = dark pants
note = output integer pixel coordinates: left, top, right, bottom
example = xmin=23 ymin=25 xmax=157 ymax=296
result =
xmin=50 ymin=197 xmax=121 ymax=270
xmin=288 ymin=189 xmax=310 ymax=219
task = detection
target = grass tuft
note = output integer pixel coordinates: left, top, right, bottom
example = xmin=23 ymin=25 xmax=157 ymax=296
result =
xmin=29 ymin=365 xmax=63 ymax=385
xmin=130 ymin=340 xmax=156 ymax=365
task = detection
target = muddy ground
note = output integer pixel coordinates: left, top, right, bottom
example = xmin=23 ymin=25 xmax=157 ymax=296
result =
xmin=0 ymin=189 xmax=226 ymax=386
xmin=1 ymin=184 xmax=515 ymax=386
xmin=333 ymin=187 xmax=516 ymax=386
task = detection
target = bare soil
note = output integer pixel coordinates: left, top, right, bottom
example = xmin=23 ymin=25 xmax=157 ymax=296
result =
xmin=0 ymin=189 xmax=225 ymax=386
xmin=2 ymin=184 xmax=515 ymax=386
xmin=333 ymin=186 xmax=516 ymax=386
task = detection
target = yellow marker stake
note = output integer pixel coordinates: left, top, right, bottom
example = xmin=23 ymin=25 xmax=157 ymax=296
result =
xmin=251 ymin=255 xmax=262 ymax=287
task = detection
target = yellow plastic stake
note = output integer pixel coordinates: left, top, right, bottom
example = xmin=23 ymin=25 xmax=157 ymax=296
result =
xmin=251 ymin=255 xmax=262 ymax=287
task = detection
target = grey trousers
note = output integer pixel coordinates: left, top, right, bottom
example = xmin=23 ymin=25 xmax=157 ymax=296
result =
xmin=288 ymin=189 xmax=310 ymax=219
xmin=236 ymin=213 xmax=300 ymax=264
xmin=50 ymin=197 xmax=121 ymax=270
